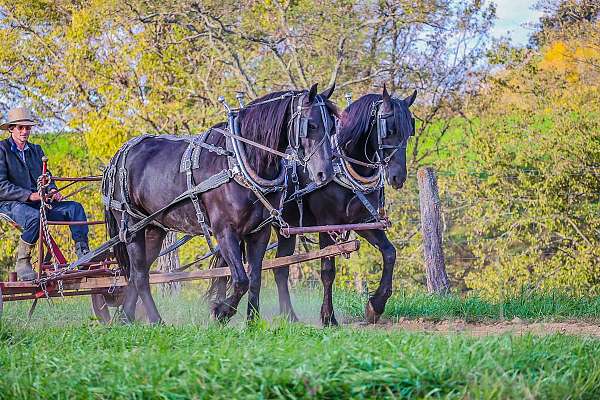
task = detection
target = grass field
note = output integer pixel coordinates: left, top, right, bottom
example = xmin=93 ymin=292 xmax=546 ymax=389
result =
xmin=338 ymin=290 xmax=600 ymax=322
xmin=2 ymin=288 xmax=600 ymax=399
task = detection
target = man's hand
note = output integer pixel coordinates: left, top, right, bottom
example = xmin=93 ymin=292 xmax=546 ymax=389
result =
xmin=28 ymin=192 xmax=41 ymax=202
xmin=49 ymin=189 xmax=63 ymax=202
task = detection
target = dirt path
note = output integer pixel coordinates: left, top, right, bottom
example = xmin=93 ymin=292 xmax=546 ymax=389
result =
xmin=352 ymin=318 xmax=600 ymax=337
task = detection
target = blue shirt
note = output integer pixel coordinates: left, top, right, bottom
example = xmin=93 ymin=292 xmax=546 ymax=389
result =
xmin=9 ymin=138 xmax=29 ymax=164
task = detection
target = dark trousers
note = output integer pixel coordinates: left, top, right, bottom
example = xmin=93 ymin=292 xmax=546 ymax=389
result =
xmin=0 ymin=201 xmax=88 ymax=244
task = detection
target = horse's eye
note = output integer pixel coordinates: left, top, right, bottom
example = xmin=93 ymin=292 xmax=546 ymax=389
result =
xmin=309 ymin=123 xmax=318 ymax=130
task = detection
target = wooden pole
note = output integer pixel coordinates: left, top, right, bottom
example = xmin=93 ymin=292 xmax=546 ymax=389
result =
xmin=417 ymin=167 xmax=450 ymax=294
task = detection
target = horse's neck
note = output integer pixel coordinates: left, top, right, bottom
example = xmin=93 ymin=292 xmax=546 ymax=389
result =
xmin=344 ymin=125 xmax=377 ymax=176
xmin=241 ymin=127 xmax=284 ymax=180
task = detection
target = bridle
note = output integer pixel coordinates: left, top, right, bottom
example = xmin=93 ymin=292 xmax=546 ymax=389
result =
xmin=332 ymin=98 xmax=415 ymax=177
xmin=287 ymin=93 xmax=332 ymax=168
xmin=368 ymin=99 xmax=415 ymax=166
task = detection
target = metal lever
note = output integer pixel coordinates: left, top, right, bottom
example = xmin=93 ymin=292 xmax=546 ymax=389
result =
xmin=235 ymin=91 xmax=246 ymax=107
xmin=218 ymin=96 xmax=232 ymax=113
xmin=344 ymin=92 xmax=352 ymax=107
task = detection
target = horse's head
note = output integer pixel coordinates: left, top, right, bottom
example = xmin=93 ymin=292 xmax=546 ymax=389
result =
xmin=375 ymin=85 xmax=417 ymax=190
xmin=288 ymin=83 xmax=336 ymax=186
xmin=237 ymin=86 xmax=336 ymax=185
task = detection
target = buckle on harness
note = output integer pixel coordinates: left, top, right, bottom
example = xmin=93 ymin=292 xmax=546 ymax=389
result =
xmin=270 ymin=209 xmax=281 ymax=218
xmin=118 ymin=214 xmax=129 ymax=243
xmin=227 ymin=166 xmax=240 ymax=178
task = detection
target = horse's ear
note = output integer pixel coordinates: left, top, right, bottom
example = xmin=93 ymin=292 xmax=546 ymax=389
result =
xmin=382 ymin=83 xmax=392 ymax=110
xmin=404 ymin=90 xmax=417 ymax=107
xmin=320 ymin=83 xmax=335 ymax=99
xmin=308 ymin=83 xmax=318 ymax=103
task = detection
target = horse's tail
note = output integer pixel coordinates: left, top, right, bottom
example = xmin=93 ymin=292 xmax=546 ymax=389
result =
xmin=204 ymin=251 xmax=232 ymax=303
xmin=105 ymin=209 xmax=131 ymax=278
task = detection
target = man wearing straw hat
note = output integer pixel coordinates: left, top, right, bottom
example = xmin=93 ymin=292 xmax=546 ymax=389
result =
xmin=0 ymin=107 xmax=90 ymax=280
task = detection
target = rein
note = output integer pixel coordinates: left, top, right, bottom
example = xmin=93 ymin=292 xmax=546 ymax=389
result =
xmin=210 ymin=126 xmax=296 ymax=162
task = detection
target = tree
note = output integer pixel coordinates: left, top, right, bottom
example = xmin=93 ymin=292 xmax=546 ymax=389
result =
xmin=0 ymin=0 xmax=494 ymax=285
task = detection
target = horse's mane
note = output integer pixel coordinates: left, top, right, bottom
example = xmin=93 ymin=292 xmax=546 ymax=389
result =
xmin=209 ymin=89 xmax=337 ymax=172
xmin=337 ymin=93 xmax=412 ymax=151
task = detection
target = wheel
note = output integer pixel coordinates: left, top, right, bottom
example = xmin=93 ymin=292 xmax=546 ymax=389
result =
xmin=91 ymin=290 xmax=147 ymax=324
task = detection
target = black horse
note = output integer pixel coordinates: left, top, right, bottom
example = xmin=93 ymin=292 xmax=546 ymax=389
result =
xmin=104 ymin=84 xmax=337 ymax=324
xmin=272 ymin=85 xmax=417 ymax=325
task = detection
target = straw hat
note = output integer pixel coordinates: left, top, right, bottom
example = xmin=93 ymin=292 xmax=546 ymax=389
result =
xmin=0 ymin=107 xmax=38 ymax=130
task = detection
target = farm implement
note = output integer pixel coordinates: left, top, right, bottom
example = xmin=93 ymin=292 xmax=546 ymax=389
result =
xmin=0 ymin=158 xmax=365 ymax=322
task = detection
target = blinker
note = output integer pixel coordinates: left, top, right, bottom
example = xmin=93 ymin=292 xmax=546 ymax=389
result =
xmin=299 ymin=117 xmax=308 ymax=138
xmin=378 ymin=117 xmax=387 ymax=139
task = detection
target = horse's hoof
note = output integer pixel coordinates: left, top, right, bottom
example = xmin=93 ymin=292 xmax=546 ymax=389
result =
xmin=365 ymin=301 xmax=381 ymax=324
xmin=211 ymin=302 xmax=235 ymax=323
xmin=321 ymin=313 xmax=339 ymax=327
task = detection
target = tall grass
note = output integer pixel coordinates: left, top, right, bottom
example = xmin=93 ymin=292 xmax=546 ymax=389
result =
xmin=335 ymin=290 xmax=600 ymax=322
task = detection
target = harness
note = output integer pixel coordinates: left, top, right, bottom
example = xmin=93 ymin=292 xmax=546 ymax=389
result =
xmin=86 ymin=91 xmax=333 ymax=270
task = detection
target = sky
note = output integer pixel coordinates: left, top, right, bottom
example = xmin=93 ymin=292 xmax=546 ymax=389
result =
xmin=491 ymin=0 xmax=545 ymax=46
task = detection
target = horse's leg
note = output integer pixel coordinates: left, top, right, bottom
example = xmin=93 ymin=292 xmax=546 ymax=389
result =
xmin=355 ymin=229 xmax=396 ymax=324
xmin=137 ymin=226 xmax=166 ymax=323
xmin=125 ymin=227 xmax=164 ymax=324
xmin=122 ymin=230 xmax=144 ymax=323
xmin=122 ymin=285 xmax=139 ymax=323
xmin=211 ymin=230 xmax=249 ymax=323
xmin=208 ymin=256 xmax=229 ymax=308
xmin=272 ymin=233 xmax=299 ymax=321
xmin=245 ymin=227 xmax=271 ymax=321
xmin=319 ymin=233 xmax=338 ymax=326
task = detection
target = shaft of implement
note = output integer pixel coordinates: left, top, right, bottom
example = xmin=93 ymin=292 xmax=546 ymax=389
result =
xmin=281 ymin=221 xmax=388 ymax=236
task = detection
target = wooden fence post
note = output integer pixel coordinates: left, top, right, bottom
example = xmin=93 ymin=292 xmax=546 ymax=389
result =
xmin=157 ymin=232 xmax=181 ymax=295
xmin=417 ymin=167 xmax=450 ymax=294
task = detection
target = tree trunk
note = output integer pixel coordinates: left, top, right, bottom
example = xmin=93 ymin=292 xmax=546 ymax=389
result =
xmin=417 ymin=167 xmax=450 ymax=294
xmin=157 ymin=231 xmax=181 ymax=295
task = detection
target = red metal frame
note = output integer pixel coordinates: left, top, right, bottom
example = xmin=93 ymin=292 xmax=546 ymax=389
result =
xmin=35 ymin=162 xmax=105 ymax=277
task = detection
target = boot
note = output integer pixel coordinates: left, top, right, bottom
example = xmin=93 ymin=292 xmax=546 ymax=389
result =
xmin=75 ymin=241 xmax=90 ymax=259
xmin=15 ymin=238 xmax=36 ymax=281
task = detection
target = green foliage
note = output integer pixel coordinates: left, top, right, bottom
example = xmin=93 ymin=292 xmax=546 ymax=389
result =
xmin=441 ymin=28 xmax=600 ymax=298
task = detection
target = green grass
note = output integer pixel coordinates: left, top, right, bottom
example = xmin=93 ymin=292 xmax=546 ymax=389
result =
xmin=2 ymin=289 xmax=600 ymax=399
xmin=2 ymin=317 xmax=600 ymax=399
xmin=337 ymin=290 xmax=600 ymax=322
xmin=4 ymin=287 xmax=600 ymax=328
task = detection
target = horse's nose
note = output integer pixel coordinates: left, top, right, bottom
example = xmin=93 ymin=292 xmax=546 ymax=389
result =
xmin=391 ymin=174 xmax=405 ymax=189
